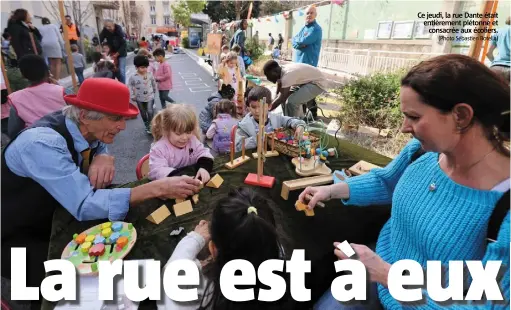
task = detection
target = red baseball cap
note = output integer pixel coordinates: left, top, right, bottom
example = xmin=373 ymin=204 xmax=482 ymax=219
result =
xmin=64 ymin=78 xmax=139 ymax=117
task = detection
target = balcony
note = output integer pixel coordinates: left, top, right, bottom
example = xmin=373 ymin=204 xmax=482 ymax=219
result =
xmin=130 ymin=1 xmax=136 ymax=8
xmin=93 ymin=0 xmax=120 ymax=10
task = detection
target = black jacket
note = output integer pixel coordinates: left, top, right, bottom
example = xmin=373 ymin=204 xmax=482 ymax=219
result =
xmin=99 ymin=24 xmax=127 ymax=57
xmin=6 ymin=20 xmax=42 ymax=58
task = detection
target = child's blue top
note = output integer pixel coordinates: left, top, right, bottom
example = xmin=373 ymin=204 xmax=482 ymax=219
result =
xmin=342 ymin=138 xmax=510 ymax=309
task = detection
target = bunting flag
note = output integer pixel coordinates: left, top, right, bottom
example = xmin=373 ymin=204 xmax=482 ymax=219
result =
xmin=258 ymin=17 xmax=261 ymax=22
xmin=283 ymin=11 xmax=290 ymax=19
xmin=274 ymin=15 xmax=278 ymax=23
xmin=298 ymin=10 xmax=304 ymax=16
xmin=333 ymin=0 xmax=346 ymax=5
xmin=266 ymin=17 xmax=271 ymax=21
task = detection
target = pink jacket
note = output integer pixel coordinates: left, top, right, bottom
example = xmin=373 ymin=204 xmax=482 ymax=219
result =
xmin=8 ymin=82 xmax=66 ymax=127
xmin=149 ymin=135 xmax=213 ymax=180
xmin=154 ymin=61 xmax=173 ymax=91
xmin=1 ymin=82 xmax=9 ymax=119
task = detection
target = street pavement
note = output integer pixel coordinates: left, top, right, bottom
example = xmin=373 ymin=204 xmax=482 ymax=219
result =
xmin=108 ymin=52 xmax=218 ymax=184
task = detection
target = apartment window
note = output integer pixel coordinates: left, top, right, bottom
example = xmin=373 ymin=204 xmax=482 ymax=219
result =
xmin=150 ymin=5 xmax=155 ymax=12
xmin=151 ymin=16 xmax=156 ymax=24
xmin=164 ymin=16 xmax=170 ymax=25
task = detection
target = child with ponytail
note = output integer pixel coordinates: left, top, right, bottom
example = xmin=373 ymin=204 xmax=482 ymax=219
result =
xmin=205 ymin=99 xmax=238 ymax=154
xmin=149 ymin=104 xmax=213 ymax=183
xmin=162 ymin=187 xmax=292 ymax=310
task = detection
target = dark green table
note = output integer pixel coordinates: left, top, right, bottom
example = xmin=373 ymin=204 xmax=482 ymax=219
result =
xmin=47 ymin=137 xmax=392 ymax=309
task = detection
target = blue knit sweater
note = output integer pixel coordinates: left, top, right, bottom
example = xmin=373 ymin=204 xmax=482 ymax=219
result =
xmin=342 ymin=139 xmax=510 ymax=309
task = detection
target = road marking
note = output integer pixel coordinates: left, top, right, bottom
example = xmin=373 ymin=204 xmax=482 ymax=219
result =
xmin=178 ymin=71 xmax=213 ymax=93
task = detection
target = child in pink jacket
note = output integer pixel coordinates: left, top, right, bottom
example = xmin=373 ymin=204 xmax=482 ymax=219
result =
xmin=153 ymin=48 xmax=175 ymax=109
xmin=149 ymin=104 xmax=214 ymax=184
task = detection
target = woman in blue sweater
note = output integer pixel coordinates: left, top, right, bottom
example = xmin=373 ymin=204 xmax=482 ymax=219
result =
xmin=301 ymin=54 xmax=510 ymax=309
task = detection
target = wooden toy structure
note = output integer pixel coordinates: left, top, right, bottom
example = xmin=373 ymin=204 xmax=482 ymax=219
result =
xmin=147 ymin=205 xmax=171 ymax=224
xmin=207 ymin=174 xmax=224 ymax=188
xmin=61 ymin=222 xmax=136 ymax=275
xmin=348 ymin=160 xmax=380 ymax=176
xmin=225 ymin=138 xmax=250 ymax=169
xmin=291 ymin=157 xmax=332 ymax=176
xmin=244 ymin=99 xmax=275 ymax=188
xmin=281 ymin=174 xmax=333 ymax=200
xmin=252 ymin=133 xmax=279 ymax=159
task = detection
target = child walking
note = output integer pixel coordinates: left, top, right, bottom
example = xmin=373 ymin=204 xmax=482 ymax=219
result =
xmin=91 ymin=52 xmax=115 ymax=78
xmin=71 ymin=44 xmax=86 ymax=85
xmin=149 ymin=104 xmax=213 ymax=183
xmin=161 ymin=187 xmax=291 ymax=310
xmin=206 ymin=99 xmax=238 ymax=154
xmin=217 ymin=51 xmax=244 ymax=117
xmin=137 ymin=48 xmax=158 ymax=75
xmin=128 ymin=55 xmax=156 ymax=134
xmin=235 ymin=86 xmax=305 ymax=152
xmin=153 ymin=48 xmax=175 ymax=109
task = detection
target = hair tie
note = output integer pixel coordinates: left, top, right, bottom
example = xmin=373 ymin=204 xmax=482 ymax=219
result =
xmin=247 ymin=206 xmax=258 ymax=215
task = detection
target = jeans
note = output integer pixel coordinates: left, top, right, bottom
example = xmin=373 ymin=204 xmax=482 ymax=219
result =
xmin=116 ymin=56 xmax=127 ymax=84
xmin=136 ymin=100 xmax=154 ymax=128
xmin=159 ymin=90 xmax=175 ymax=109
xmin=75 ymin=67 xmax=84 ymax=84
xmin=285 ymin=83 xmax=324 ymax=118
xmin=314 ymin=282 xmax=382 ymax=310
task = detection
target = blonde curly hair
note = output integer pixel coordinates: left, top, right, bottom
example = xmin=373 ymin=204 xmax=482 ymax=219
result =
xmin=151 ymin=104 xmax=200 ymax=141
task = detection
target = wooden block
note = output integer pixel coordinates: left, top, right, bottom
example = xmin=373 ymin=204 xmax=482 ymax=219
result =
xmin=252 ymin=150 xmax=279 ymax=159
xmin=281 ymin=175 xmax=333 ymax=200
xmin=348 ymin=160 xmax=380 ymax=176
xmin=291 ymin=157 xmax=332 ymax=177
xmin=116 ymin=236 xmax=129 ymax=248
xmin=225 ymin=156 xmax=250 ymax=169
xmin=192 ymin=194 xmax=199 ymax=204
xmin=206 ymin=174 xmax=224 ymax=188
xmin=146 ymin=205 xmax=171 ymax=224
xmin=305 ymin=194 xmax=325 ymax=208
xmin=173 ymin=200 xmax=193 ymax=217
xmin=295 ymin=200 xmax=307 ymax=211
xmin=175 ymin=199 xmax=185 ymax=204
xmin=304 ymin=208 xmax=315 ymax=216
xmin=357 ymin=125 xmax=380 ymax=137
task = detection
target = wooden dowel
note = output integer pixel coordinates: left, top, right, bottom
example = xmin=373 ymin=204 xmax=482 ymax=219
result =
xmin=1 ymin=58 xmax=12 ymax=94
xmin=59 ymin=0 xmax=78 ymax=93
xmin=242 ymin=137 xmax=245 ymax=158
xmin=264 ymin=133 xmax=267 ymax=153
xmin=271 ymin=130 xmax=275 ymax=151
xmin=230 ymin=141 xmax=234 ymax=164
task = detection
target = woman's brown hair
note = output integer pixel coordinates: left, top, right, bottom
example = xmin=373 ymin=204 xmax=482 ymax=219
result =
xmin=151 ymin=104 xmax=200 ymax=141
xmin=401 ymin=54 xmax=510 ymax=156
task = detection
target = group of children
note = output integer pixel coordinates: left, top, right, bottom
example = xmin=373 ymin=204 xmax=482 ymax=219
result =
xmin=127 ymin=48 xmax=174 ymax=133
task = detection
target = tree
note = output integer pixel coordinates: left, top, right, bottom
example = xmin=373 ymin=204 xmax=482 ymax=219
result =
xmin=131 ymin=5 xmax=145 ymax=37
xmin=203 ymin=1 xmax=261 ymax=23
xmin=171 ymin=0 xmax=206 ymax=27
xmin=121 ymin=1 xmax=131 ymax=35
xmin=259 ymin=1 xmax=294 ymax=16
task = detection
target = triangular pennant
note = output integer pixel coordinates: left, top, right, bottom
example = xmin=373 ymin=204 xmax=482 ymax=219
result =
xmin=274 ymin=16 xmax=278 ymax=22
xmin=298 ymin=10 xmax=304 ymax=16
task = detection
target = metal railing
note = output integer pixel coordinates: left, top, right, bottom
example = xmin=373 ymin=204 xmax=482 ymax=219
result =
xmin=316 ymin=47 xmax=443 ymax=76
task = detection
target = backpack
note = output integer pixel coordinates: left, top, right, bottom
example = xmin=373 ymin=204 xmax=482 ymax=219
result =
xmin=411 ymin=148 xmax=510 ymax=242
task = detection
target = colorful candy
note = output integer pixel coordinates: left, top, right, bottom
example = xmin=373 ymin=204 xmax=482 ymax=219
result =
xmin=89 ymin=243 xmax=105 ymax=257
xmin=112 ymin=222 xmax=122 ymax=232
xmin=101 ymin=228 xmax=112 ymax=238
xmin=81 ymin=242 xmax=92 ymax=253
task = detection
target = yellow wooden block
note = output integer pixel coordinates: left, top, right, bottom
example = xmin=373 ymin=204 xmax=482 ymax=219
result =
xmin=173 ymin=200 xmax=193 ymax=217
xmin=225 ymin=156 xmax=250 ymax=169
xmin=252 ymin=150 xmax=279 ymax=159
xmin=304 ymin=208 xmax=315 ymax=216
xmin=146 ymin=205 xmax=171 ymax=224
xmin=295 ymin=200 xmax=307 ymax=211
xmin=192 ymin=194 xmax=199 ymax=204
xmin=348 ymin=160 xmax=380 ymax=176
xmin=175 ymin=199 xmax=185 ymax=204
xmin=206 ymin=174 xmax=224 ymax=188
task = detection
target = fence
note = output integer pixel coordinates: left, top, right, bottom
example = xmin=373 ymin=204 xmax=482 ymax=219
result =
xmin=316 ymin=48 xmax=443 ymax=76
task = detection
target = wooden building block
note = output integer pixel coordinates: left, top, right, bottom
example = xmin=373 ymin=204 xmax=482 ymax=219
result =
xmin=252 ymin=150 xmax=279 ymax=159
xmin=206 ymin=174 xmax=224 ymax=188
xmin=146 ymin=205 xmax=171 ymax=224
xmin=304 ymin=208 xmax=315 ymax=216
xmin=295 ymin=200 xmax=307 ymax=211
xmin=173 ymin=200 xmax=193 ymax=217
xmin=281 ymin=174 xmax=333 ymax=200
xmin=348 ymin=160 xmax=380 ymax=176
xmin=225 ymin=156 xmax=250 ymax=169
xmin=175 ymin=199 xmax=185 ymax=204
xmin=192 ymin=194 xmax=199 ymax=204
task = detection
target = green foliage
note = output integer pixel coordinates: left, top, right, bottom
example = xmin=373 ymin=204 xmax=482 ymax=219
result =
xmin=245 ymin=37 xmax=263 ymax=60
xmin=203 ymin=1 xmax=261 ymax=23
xmin=335 ymin=70 xmax=406 ymax=130
xmin=259 ymin=1 xmax=292 ymax=15
xmin=181 ymin=37 xmax=190 ymax=48
xmin=172 ymin=1 xmax=206 ymax=27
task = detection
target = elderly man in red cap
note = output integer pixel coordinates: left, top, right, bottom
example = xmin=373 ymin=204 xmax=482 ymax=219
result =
xmin=1 ymin=78 xmax=202 ymax=290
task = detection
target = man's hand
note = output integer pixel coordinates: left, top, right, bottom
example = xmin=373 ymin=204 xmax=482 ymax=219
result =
xmin=195 ymin=168 xmax=211 ymax=184
xmin=334 ymin=243 xmax=391 ymax=287
xmin=159 ymin=175 xmax=202 ymax=199
xmin=88 ymin=154 xmax=115 ymax=189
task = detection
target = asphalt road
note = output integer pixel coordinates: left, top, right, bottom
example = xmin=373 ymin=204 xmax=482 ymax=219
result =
xmin=109 ymin=52 xmax=217 ymax=184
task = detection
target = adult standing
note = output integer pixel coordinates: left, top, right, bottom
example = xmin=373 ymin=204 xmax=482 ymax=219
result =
xmin=100 ymin=19 xmax=128 ymax=84
xmin=268 ymin=33 xmax=274 ymax=51
xmin=39 ymin=17 xmax=64 ymax=80
xmin=292 ymin=5 xmax=322 ymax=67
xmin=2 ymin=78 xmax=202 ymax=290
xmin=301 ymin=54 xmax=510 ymax=309
xmin=60 ymin=15 xmax=80 ymax=46
xmin=6 ymin=9 xmax=42 ymax=59
xmin=230 ymin=19 xmax=247 ymax=57
xmin=487 ymin=16 xmax=510 ymax=83
xmin=277 ymin=33 xmax=284 ymax=50
xmin=219 ymin=19 xmax=230 ymax=47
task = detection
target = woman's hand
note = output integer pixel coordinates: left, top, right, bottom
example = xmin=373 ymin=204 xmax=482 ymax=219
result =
xmin=194 ymin=220 xmax=210 ymax=243
xmin=195 ymin=168 xmax=211 ymax=184
xmin=334 ymin=242 xmax=391 ymax=287
xmin=299 ymin=185 xmax=332 ymax=209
